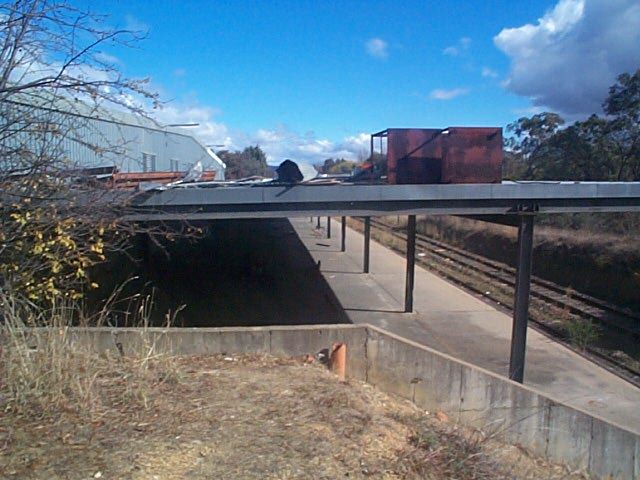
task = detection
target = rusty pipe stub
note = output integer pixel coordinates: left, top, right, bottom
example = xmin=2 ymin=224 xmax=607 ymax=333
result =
xmin=329 ymin=342 xmax=346 ymax=381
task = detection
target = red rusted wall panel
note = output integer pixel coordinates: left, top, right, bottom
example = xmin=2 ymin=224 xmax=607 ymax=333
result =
xmin=385 ymin=127 xmax=502 ymax=184
xmin=441 ymin=127 xmax=502 ymax=184
xmin=386 ymin=128 xmax=441 ymax=184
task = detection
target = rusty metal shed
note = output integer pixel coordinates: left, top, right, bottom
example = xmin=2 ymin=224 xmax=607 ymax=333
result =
xmin=373 ymin=127 xmax=502 ymax=185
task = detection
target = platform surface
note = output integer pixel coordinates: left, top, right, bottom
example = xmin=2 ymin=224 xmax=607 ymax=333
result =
xmin=291 ymin=217 xmax=640 ymax=433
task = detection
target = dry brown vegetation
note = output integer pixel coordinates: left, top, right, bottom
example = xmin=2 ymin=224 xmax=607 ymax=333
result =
xmin=0 ymin=329 xmax=589 ymax=480
xmin=0 ymin=288 xmax=588 ymax=479
xmin=407 ymin=214 xmax=640 ymax=309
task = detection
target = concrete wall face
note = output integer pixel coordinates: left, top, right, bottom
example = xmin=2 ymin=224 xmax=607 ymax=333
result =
xmin=58 ymin=325 xmax=638 ymax=479
xmin=365 ymin=326 xmax=638 ymax=479
xmin=67 ymin=324 xmax=368 ymax=381
xmin=268 ymin=326 xmax=368 ymax=380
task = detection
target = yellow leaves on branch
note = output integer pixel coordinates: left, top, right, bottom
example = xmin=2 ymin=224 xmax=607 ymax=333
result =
xmin=90 ymin=239 xmax=104 ymax=254
xmin=2 ymin=201 xmax=113 ymax=303
xmin=9 ymin=211 xmax=29 ymax=226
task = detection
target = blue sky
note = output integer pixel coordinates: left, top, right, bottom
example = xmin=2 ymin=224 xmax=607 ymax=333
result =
xmin=77 ymin=0 xmax=640 ymax=163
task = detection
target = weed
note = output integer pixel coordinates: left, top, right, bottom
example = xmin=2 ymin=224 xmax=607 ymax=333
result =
xmin=396 ymin=414 xmax=500 ymax=479
xmin=565 ymin=318 xmax=600 ymax=351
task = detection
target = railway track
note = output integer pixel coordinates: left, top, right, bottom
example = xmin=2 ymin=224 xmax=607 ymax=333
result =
xmin=352 ymin=217 xmax=640 ymax=387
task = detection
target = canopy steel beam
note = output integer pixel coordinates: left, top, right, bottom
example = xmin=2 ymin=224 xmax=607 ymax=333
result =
xmin=124 ymin=182 xmax=640 ymax=222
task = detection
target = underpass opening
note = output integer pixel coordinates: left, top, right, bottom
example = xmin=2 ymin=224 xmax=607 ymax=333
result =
xmin=87 ymin=218 xmax=349 ymax=327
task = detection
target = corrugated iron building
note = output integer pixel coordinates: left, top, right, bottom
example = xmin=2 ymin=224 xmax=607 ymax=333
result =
xmin=1 ymin=94 xmax=226 ymax=180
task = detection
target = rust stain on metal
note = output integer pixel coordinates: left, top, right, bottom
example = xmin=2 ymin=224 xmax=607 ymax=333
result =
xmin=383 ymin=127 xmax=502 ymax=184
xmin=110 ymin=170 xmax=217 ymax=189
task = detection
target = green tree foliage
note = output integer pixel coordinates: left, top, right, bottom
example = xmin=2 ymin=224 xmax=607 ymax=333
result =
xmin=506 ymin=69 xmax=640 ymax=181
xmin=535 ymin=116 xmax=613 ymax=180
xmin=318 ymin=158 xmax=356 ymax=174
xmin=502 ymin=150 xmax=527 ymax=180
xmin=506 ymin=112 xmax=565 ymax=179
xmin=218 ymin=145 xmax=269 ymax=179
xmin=603 ymin=70 xmax=640 ymax=180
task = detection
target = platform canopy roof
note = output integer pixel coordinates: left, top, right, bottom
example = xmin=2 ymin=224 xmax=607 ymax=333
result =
xmin=125 ymin=181 xmax=640 ymax=221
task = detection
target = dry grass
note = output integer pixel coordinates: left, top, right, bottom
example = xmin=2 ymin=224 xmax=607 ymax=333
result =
xmin=1 ymin=343 xmax=589 ymax=479
xmin=0 ymin=290 xmax=587 ymax=479
xmin=405 ymin=214 xmax=640 ymax=253
xmin=0 ymin=291 xmax=177 ymax=417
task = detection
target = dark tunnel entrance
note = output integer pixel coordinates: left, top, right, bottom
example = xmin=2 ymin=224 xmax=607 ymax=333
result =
xmin=88 ymin=218 xmax=350 ymax=327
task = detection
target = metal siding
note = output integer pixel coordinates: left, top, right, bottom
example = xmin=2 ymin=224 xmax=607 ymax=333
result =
xmin=4 ymin=102 xmax=224 ymax=178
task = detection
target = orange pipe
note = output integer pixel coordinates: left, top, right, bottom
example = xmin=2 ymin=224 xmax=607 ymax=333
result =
xmin=329 ymin=342 xmax=346 ymax=381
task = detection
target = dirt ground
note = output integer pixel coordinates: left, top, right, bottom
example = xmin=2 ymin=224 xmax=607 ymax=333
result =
xmin=0 ymin=354 xmax=589 ymax=480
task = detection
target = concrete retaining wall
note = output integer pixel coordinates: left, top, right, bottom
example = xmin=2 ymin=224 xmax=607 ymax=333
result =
xmin=365 ymin=326 xmax=639 ymax=479
xmin=65 ymin=324 xmax=369 ymax=381
xmin=58 ymin=324 xmax=638 ymax=479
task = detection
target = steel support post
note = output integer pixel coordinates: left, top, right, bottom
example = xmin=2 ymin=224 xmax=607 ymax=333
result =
xmin=327 ymin=217 xmax=331 ymax=238
xmin=316 ymin=216 xmax=321 ymax=228
xmin=405 ymin=215 xmax=416 ymax=312
xmin=341 ymin=216 xmax=346 ymax=252
xmin=363 ymin=216 xmax=371 ymax=273
xmin=509 ymin=213 xmax=535 ymax=383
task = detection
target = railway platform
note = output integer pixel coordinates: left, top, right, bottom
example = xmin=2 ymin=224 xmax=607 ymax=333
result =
xmin=290 ymin=217 xmax=640 ymax=434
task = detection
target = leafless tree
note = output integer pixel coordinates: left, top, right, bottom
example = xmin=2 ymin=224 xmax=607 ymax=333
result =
xmin=0 ymin=0 xmax=168 ymax=311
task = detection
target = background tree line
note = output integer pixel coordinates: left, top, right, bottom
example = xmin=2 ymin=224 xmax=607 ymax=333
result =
xmin=504 ymin=69 xmax=639 ymax=182
xmin=217 ymin=146 xmax=270 ymax=179
xmin=316 ymin=158 xmax=356 ymax=174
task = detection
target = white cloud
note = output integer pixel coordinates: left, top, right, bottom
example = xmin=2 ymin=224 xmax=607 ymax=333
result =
xmin=245 ymin=126 xmax=370 ymax=164
xmin=443 ymin=46 xmax=459 ymax=56
xmin=443 ymin=37 xmax=471 ymax=56
xmin=124 ymin=14 xmax=149 ymax=34
xmin=481 ymin=66 xmax=498 ymax=78
xmin=428 ymin=87 xmax=470 ymax=100
xmin=9 ymin=46 xmax=116 ymax=97
xmin=494 ymin=0 xmax=640 ymax=117
xmin=153 ymin=103 xmax=370 ymax=164
xmin=172 ymin=68 xmax=186 ymax=78
xmin=365 ymin=38 xmax=388 ymax=59
xmin=94 ymin=52 xmax=120 ymax=65
xmin=153 ymin=103 xmax=232 ymax=148
xmin=512 ymin=106 xmax=546 ymax=116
